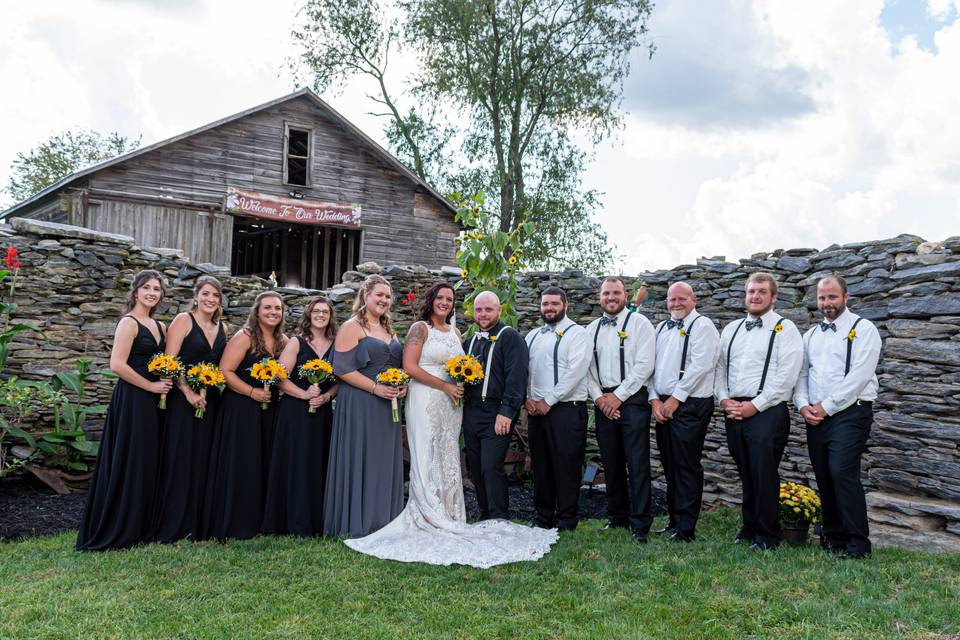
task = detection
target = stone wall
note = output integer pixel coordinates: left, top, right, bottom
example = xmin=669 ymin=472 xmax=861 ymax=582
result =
xmin=3 ymin=217 xmax=958 ymax=552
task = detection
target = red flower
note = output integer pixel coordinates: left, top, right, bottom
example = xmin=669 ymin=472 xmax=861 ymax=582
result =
xmin=406 ymin=291 xmax=416 ymax=303
xmin=4 ymin=247 xmax=18 ymax=268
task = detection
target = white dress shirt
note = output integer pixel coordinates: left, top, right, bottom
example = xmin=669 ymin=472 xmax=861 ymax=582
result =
xmin=649 ymin=310 xmax=720 ymax=402
xmin=585 ymin=307 xmax=656 ymax=403
xmin=526 ymin=316 xmax=590 ymax=405
xmin=794 ymin=308 xmax=881 ymax=415
xmin=715 ymin=309 xmax=803 ymax=412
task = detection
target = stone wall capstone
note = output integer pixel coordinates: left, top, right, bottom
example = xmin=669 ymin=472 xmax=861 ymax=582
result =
xmin=3 ymin=217 xmax=958 ymax=552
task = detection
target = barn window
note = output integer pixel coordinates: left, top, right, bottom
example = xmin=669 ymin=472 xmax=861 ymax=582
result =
xmin=284 ymin=125 xmax=311 ymax=186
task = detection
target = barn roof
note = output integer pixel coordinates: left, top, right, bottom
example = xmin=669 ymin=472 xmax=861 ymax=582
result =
xmin=1 ymin=88 xmax=456 ymax=219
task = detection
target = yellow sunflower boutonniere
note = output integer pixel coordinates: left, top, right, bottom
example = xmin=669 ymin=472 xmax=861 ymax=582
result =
xmin=617 ymin=330 xmax=628 ymax=344
xmin=847 ymin=328 xmax=857 ymax=342
xmin=774 ymin=323 xmax=784 ymax=334
xmin=555 ymin=330 xmax=565 ymax=340
xmin=489 ymin=334 xmax=498 ymax=343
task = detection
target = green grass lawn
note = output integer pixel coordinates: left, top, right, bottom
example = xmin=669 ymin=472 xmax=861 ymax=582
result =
xmin=1 ymin=510 xmax=958 ymax=640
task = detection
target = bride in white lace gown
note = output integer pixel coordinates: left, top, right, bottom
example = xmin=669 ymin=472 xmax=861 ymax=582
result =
xmin=344 ymin=286 xmax=557 ymax=568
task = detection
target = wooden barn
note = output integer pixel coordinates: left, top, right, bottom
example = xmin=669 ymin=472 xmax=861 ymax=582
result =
xmin=0 ymin=89 xmax=460 ymax=289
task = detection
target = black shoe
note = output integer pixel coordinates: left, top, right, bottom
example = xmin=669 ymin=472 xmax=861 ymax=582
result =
xmin=733 ymin=534 xmax=752 ymax=545
xmin=602 ymin=521 xmax=629 ymax=531
xmin=557 ymin=523 xmax=578 ymax=532
xmin=631 ymin=530 xmax=648 ymax=544
xmin=668 ymin=531 xmax=695 ymax=543
xmin=749 ymin=541 xmax=777 ymax=551
xmin=654 ymin=525 xmax=676 ymax=536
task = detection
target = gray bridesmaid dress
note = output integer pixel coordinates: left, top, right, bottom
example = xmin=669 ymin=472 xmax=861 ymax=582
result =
xmin=322 ymin=335 xmax=405 ymax=537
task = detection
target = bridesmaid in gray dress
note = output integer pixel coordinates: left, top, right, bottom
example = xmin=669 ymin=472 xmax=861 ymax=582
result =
xmin=323 ymin=275 xmax=408 ymax=537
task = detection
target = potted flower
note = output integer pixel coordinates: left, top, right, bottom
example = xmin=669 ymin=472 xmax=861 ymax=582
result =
xmin=779 ymin=481 xmax=822 ymax=545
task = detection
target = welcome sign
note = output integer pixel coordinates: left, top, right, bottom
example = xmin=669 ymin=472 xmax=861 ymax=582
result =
xmin=223 ymin=187 xmax=362 ymax=228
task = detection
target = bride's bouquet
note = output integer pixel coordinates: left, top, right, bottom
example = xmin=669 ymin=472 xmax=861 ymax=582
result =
xmin=376 ymin=367 xmax=410 ymax=422
xmin=444 ymin=355 xmax=485 ymax=408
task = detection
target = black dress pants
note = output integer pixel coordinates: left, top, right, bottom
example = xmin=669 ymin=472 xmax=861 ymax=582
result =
xmin=595 ymin=389 xmax=653 ymax=535
xmin=725 ymin=401 xmax=790 ymax=548
xmin=659 ymin=395 xmax=714 ymax=536
xmin=806 ymin=401 xmax=873 ymax=555
xmin=528 ymin=401 xmax=587 ymax=529
xmin=463 ymin=400 xmax=513 ymax=520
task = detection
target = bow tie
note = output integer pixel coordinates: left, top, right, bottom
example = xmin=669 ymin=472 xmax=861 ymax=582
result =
xmin=476 ymin=331 xmax=490 ymax=339
xmin=600 ymin=316 xmax=617 ymax=327
xmin=819 ymin=322 xmax=837 ymax=332
xmin=539 ymin=325 xmax=552 ymax=334
xmin=745 ymin=318 xmax=763 ymax=331
xmin=666 ymin=318 xmax=684 ymax=330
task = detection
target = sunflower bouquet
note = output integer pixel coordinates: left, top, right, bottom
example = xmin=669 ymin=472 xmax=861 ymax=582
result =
xmin=779 ymin=481 xmax=822 ymax=527
xmin=147 ymin=353 xmax=184 ymax=409
xmin=376 ymin=367 xmax=410 ymax=422
xmin=444 ymin=354 xmax=485 ymax=408
xmin=249 ymin=358 xmax=288 ymax=410
xmin=185 ymin=362 xmax=226 ymax=418
xmin=298 ymin=358 xmax=335 ymax=413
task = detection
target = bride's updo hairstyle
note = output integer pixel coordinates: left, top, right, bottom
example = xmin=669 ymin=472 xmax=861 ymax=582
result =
xmin=417 ymin=282 xmax=456 ymax=325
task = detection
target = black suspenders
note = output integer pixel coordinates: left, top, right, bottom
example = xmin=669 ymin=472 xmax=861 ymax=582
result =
xmin=845 ymin=318 xmax=863 ymax=375
xmin=531 ymin=323 xmax=575 ymax=386
xmin=593 ymin=311 xmax=634 ymax=387
xmin=726 ymin=317 xmax=783 ymax=395
xmin=678 ymin=315 xmax=702 ymax=380
xmin=655 ymin=315 xmax=702 ymax=381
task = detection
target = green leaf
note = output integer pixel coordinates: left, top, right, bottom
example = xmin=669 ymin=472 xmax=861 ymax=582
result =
xmin=54 ymin=372 xmax=83 ymax=395
xmin=8 ymin=426 xmax=36 ymax=448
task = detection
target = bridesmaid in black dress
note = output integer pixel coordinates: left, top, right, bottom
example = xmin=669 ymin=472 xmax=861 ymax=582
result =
xmin=151 ymin=276 xmax=227 ymax=543
xmin=262 ymin=296 xmax=340 ymax=536
xmin=77 ymin=270 xmax=173 ymax=551
xmin=201 ymin=291 xmax=286 ymax=541
xmin=323 ymin=275 xmax=407 ymax=537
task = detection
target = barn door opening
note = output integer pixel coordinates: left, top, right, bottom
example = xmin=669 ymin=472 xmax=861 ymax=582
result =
xmin=231 ymin=216 xmax=361 ymax=290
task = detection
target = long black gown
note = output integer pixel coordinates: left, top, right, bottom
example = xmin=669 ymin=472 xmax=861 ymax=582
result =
xmin=150 ymin=314 xmax=226 ymax=543
xmin=200 ymin=348 xmax=278 ymax=541
xmin=76 ymin=316 xmax=165 ymax=551
xmin=261 ymin=337 xmax=334 ymax=536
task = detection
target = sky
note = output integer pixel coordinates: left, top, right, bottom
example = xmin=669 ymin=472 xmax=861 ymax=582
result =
xmin=1 ymin=0 xmax=958 ymax=272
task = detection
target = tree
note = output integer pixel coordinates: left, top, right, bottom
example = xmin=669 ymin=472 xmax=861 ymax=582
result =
xmin=4 ymin=130 xmax=141 ymax=203
xmin=290 ymin=0 xmax=652 ymax=274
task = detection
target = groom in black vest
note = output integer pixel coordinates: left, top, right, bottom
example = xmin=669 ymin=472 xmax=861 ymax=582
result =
xmin=462 ymin=291 xmax=529 ymax=521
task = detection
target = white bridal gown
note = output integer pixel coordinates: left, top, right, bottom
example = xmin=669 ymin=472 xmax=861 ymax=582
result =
xmin=344 ymin=324 xmax=558 ymax=568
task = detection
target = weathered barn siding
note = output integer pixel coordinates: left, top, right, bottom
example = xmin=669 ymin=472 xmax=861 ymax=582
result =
xmin=84 ymin=95 xmax=458 ymax=267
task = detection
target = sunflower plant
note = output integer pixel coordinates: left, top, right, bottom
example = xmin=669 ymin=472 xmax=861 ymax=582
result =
xmin=444 ymin=354 xmax=485 ymax=408
xmin=451 ymin=193 xmax=533 ymax=333
xmin=779 ymin=481 xmax=822 ymax=527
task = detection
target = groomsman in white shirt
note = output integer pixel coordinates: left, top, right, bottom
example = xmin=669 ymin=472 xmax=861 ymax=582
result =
xmin=716 ymin=272 xmax=803 ymax=550
xmin=586 ymin=276 xmax=656 ymax=543
xmin=649 ymin=282 xmax=720 ymax=542
xmin=525 ymin=287 xmax=591 ymax=531
xmin=794 ymin=275 xmax=881 ymax=559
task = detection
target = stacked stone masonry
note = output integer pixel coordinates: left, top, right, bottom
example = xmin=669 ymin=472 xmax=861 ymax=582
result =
xmin=3 ymin=218 xmax=958 ymax=552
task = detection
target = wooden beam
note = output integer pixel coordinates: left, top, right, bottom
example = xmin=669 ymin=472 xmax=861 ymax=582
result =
xmin=322 ymin=227 xmax=331 ymax=289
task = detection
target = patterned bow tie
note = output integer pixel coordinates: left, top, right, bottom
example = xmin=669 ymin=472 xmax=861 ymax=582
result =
xmin=666 ymin=318 xmax=684 ymax=330
xmin=820 ymin=322 xmax=837 ymax=332
xmin=476 ymin=331 xmax=490 ymax=339
xmin=539 ymin=325 xmax=552 ymax=334
xmin=745 ymin=318 xmax=763 ymax=331
xmin=600 ymin=316 xmax=617 ymax=327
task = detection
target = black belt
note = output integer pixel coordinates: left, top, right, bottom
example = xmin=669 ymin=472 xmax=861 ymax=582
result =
xmin=732 ymin=396 xmax=756 ymax=402
xmin=553 ymin=400 xmax=585 ymax=407
xmin=856 ymin=399 xmax=873 ymax=407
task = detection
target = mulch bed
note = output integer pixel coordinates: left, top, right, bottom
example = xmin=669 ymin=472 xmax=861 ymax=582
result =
xmin=1 ymin=475 xmax=666 ymax=542
xmin=0 ymin=476 xmax=87 ymax=542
